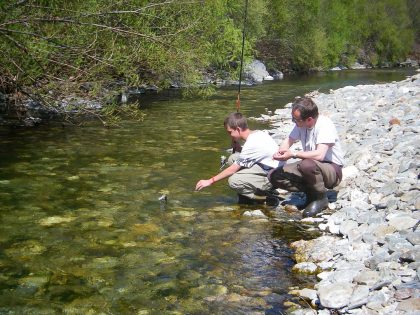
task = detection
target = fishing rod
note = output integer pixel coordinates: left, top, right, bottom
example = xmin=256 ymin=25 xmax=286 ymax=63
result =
xmin=236 ymin=0 xmax=249 ymax=113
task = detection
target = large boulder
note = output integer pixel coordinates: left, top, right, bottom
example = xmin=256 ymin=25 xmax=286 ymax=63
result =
xmin=245 ymin=60 xmax=272 ymax=83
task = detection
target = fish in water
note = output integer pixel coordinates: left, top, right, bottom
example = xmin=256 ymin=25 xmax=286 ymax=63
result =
xmin=158 ymin=194 xmax=167 ymax=203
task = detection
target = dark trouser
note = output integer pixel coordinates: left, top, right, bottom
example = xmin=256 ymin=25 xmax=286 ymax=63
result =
xmin=268 ymin=159 xmax=342 ymax=194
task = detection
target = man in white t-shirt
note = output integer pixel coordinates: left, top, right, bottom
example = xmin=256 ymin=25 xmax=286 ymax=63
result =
xmin=195 ymin=112 xmax=283 ymax=205
xmin=269 ymin=97 xmax=344 ymax=217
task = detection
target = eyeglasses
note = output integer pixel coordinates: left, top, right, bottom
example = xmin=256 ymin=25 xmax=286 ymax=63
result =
xmin=292 ymin=116 xmax=304 ymax=123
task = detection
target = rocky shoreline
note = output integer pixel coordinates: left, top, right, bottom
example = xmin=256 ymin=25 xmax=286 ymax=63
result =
xmin=259 ymin=72 xmax=419 ymax=313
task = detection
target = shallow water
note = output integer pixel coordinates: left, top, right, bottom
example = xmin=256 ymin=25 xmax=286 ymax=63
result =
xmin=0 ymin=69 xmax=415 ymax=314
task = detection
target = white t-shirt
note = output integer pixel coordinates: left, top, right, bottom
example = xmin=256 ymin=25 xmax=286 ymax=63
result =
xmin=235 ymin=130 xmax=283 ymax=169
xmin=289 ymin=115 xmax=344 ymax=166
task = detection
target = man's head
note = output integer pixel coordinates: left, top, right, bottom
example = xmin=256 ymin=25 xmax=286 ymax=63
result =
xmin=291 ymin=97 xmax=319 ymax=128
xmin=224 ymin=112 xmax=248 ymax=140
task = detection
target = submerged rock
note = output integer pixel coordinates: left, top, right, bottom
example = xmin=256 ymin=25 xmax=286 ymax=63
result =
xmin=38 ymin=216 xmax=76 ymax=227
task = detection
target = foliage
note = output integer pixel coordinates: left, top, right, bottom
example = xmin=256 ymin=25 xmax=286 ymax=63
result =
xmin=0 ymin=0 xmax=417 ymax=125
xmin=260 ymin=0 xmax=415 ymax=71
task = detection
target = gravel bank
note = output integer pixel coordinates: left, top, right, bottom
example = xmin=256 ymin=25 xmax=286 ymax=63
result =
xmin=260 ymin=72 xmax=420 ymax=314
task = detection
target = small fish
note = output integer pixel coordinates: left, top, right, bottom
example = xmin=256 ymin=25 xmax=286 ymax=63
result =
xmin=158 ymin=194 xmax=167 ymax=203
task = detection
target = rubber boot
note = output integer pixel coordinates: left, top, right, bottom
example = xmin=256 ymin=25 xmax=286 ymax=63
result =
xmin=265 ymin=195 xmax=280 ymax=207
xmin=302 ymin=192 xmax=329 ymax=217
xmin=237 ymin=194 xmax=265 ymax=205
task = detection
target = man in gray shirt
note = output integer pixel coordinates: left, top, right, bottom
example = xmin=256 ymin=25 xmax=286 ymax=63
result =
xmin=269 ymin=97 xmax=344 ymax=217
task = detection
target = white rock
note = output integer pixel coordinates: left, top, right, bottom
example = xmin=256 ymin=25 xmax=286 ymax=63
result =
xmin=298 ymin=288 xmax=318 ymax=301
xmin=327 ymin=221 xmax=341 ymax=234
xmin=243 ymin=210 xmax=266 ymax=217
xmin=318 ymin=282 xmax=355 ymax=308
xmin=293 ymin=262 xmax=318 ymax=274
xmin=342 ymin=165 xmax=359 ymax=180
xmin=387 ymin=214 xmax=418 ymax=231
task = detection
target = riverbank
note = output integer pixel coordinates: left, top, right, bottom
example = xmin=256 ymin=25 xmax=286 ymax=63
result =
xmin=260 ymin=72 xmax=419 ymax=313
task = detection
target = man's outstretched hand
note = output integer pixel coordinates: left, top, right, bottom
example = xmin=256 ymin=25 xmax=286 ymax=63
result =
xmin=195 ymin=179 xmax=213 ymax=191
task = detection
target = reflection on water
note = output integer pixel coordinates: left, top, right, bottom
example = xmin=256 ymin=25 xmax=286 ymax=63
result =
xmin=0 ymin=69 xmax=414 ymax=313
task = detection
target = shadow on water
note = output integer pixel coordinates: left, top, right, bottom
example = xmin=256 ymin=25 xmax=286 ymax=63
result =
xmin=0 ymin=69 xmax=415 ymax=313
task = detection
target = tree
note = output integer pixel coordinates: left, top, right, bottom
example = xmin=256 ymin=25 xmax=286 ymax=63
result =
xmin=0 ymin=0 xmax=257 ymax=124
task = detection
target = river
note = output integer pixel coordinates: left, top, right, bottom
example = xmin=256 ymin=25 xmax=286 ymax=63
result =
xmin=0 ymin=69 xmax=415 ymax=314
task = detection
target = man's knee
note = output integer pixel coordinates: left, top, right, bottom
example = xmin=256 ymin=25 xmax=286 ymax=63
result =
xmin=228 ymin=173 xmax=242 ymax=190
xmin=297 ymin=159 xmax=317 ymax=176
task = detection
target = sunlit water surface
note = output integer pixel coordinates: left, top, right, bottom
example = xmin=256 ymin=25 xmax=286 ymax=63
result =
xmin=0 ymin=69 xmax=414 ymax=314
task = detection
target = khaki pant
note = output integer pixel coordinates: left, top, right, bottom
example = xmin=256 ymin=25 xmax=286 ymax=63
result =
xmin=227 ymin=153 xmax=273 ymax=199
xmin=268 ymin=159 xmax=341 ymax=194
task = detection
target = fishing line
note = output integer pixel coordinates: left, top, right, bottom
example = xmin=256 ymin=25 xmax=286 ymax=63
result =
xmin=236 ymin=0 xmax=249 ymax=112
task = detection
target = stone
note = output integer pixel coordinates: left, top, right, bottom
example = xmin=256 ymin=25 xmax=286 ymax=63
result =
xmin=389 ymin=117 xmax=401 ymax=126
xmin=386 ymin=234 xmax=414 ymax=253
xmin=347 ymin=243 xmax=372 ymax=262
xmin=372 ymin=224 xmax=397 ymax=239
xmin=366 ymin=290 xmax=391 ymax=311
xmin=318 ymin=282 xmax=355 ymax=308
xmin=394 ymin=287 xmax=414 ymax=300
xmin=354 ymin=270 xmax=381 ymax=286
xmin=387 ymin=214 xmax=418 ymax=231
xmin=329 ymin=268 xmax=362 ymax=283
xmin=245 ymin=60 xmax=270 ymax=83
xmin=243 ymin=210 xmax=267 ymax=218
xmin=327 ymin=221 xmax=341 ymax=234
xmin=291 ymin=236 xmax=339 ymax=263
xmin=406 ymin=231 xmax=420 ymax=246
xmin=342 ymin=165 xmax=359 ymax=180
xmin=396 ymin=298 xmax=420 ymax=311
xmin=339 ymin=220 xmax=359 ymax=237
xmin=292 ymin=262 xmax=318 ymax=274
xmin=349 ymin=285 xmax=370 ymax=305
xmin=38 ymin=216 xmax=76 ymax=226
xmin=399 ymin=249 xmax=420 ymax=263
xmin=298 ymin=288 xmax=318 ymax=301
xmin=369 ymin=192 xmax=383 ymax=205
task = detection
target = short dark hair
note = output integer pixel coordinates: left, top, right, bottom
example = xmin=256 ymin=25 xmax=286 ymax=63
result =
xmin=292 ymin=97 xmax=319 ymax=120
xmin=224 ymin=112 xmax=248 ymax=130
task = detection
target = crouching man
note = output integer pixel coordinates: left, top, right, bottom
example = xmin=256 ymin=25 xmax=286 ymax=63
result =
xmin=269 ymin=97 xmax=344 ymax=217
xmin=195 ymin=112 xmax=282 ymax=205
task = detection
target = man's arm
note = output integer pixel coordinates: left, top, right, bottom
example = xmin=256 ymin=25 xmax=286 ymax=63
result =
xmin=275 ymin=143 xmax=332 ymax=161
xmin=273 ymin=137 xmax=295 ymax=160
xmin=195 ymin=163 xmax=241 ymax=191
xmin=279 ymin=137 xmax=294 ymax=151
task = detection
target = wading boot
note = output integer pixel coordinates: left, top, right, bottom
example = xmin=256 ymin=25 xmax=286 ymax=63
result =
xmin=237 ymin=194 xmax=265 ymax=205
xmin=265 ymin=195 xmax=281 ymax=207
xmin=302 ymin=192 xmax=329 ymax=217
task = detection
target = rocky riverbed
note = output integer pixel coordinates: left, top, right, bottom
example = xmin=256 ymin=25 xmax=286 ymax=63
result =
xmin=258 ymin=72 xmax=420 ymax=313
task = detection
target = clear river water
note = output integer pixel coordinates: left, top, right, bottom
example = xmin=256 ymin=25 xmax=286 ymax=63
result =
xmin=0 ymin=69 xmax=415 ymax=314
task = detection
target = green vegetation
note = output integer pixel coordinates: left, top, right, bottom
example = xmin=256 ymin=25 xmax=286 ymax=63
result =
xmin=0 ymin=0 xmax=416 ymax=124
xmin=261 ymin=0 xmax=415 ymax=71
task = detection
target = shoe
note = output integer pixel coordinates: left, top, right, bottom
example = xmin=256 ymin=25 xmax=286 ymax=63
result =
xmin=302 ymin=192 xmax=329 ymax=217
xmin=237 ymin=194 xmax=265 ymax=205
xmin=265 ymin=195 xmax=280 ymax=207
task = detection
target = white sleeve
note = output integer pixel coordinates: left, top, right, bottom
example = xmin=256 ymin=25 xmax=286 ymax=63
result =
xmin=316 ymin=118 xmax=337 ymax=144
xmin=235 ymin=132 xmax=270 ymax=168
xmin=236 ymin=142 xmax=260 ymax=168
